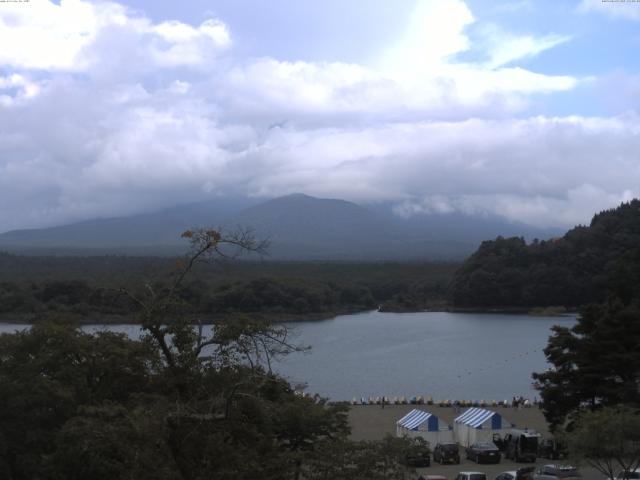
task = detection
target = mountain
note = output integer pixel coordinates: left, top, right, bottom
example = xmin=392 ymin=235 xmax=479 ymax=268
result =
xmin=449 ymin=199 xmax=640 ymax=308
xmin=0 ymin=194 xmax=559 ymax=259
xmin=0 ymin=198 xmax=256 ymax=255
xmin=227 ymin=194 xmax=398 ymax=259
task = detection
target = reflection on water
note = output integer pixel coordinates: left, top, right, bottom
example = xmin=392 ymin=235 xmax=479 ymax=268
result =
xmin=0 ymin=311 xmax=575 ymax=400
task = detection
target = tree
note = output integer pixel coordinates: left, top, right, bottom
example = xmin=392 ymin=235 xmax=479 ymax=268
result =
xmin=0 ymin=322 xmax=159 ymax=479
xmin=533 ymin=299 xmax=640 ymax=431
xmin=303 ymin=435 xmax=425 ymax=480
xmin=449 ymin=199 xmax=640 ymax=309
xmin=565 ymin=406 xmax=640 ymax=480
xmin=0 ymin=228 xmax=367 ymax=480
xmin=0 ymin=228 xmax=425 ymax=479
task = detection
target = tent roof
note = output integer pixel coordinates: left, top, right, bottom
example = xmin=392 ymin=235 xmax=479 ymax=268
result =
xmin=397 ymin=409 xmax=436 ymax=430
xmin=454 ymin=408 xmax=502 ymax=428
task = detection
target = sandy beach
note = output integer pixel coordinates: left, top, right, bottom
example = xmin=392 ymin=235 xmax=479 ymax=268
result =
xmin=348 ymin=404 xmax=550 ymax=441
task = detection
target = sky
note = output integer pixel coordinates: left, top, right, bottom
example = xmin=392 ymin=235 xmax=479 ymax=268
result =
xmin=0 ymin=0 xmax=639 ymax=232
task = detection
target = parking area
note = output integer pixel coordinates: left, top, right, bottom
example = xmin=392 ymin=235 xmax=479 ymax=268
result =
xmin=413 ymin=458 xmax=601 ymax=480
xmin=348 ymin=404 xmax=550 ymax=442
xmin=348 ymin=404 xmax=601 ymax=480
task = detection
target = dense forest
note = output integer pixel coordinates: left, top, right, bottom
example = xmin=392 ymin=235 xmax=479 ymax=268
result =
xmin=449 ymin=200 xmax=640 ymax=309
xmin=0 ymin=252 xmax=456 ymax=322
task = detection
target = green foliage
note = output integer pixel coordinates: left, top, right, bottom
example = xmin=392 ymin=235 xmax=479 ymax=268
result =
xmin=533 ymin=299 xmax=640 ymax=430
xmin=0 ymin=229 xmax=421 ymax=479
xmin=0 ymin=322 xmax=159 ymax=479
xmin=0 ymin=254 xmax=458 ymax=320
xmin=0 ymin=322 xmax=355 ymax=479
xmin=565 ymin=406 xmax=640 ymax=480
xmin=303 ymin=435 xmax=425 ymax=480
xmin=450 ymin=200 xmax=640 ymax=308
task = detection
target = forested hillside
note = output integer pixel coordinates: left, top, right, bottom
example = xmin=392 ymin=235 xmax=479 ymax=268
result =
xmin=0 ymin=253 xmax=456 ymax=322
xmin=449 ymin=200 xmax=640 ymax=308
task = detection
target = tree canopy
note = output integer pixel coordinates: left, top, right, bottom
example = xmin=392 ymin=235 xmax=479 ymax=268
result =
xmin=449 ymin=200 xmax=640 ymax=308
xmin=565 ymin=406 xmax=640 ymax=480
xmin=0 ymin=228 xmax=425 ymax=479
xmin=532 ymin=297 xmax=640 ymax=431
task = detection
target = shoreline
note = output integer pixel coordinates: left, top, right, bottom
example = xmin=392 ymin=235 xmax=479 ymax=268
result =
xmin=0 ymin=306 xmax=578 ymax=325
xmin=0 ymin=307 xmax=371 ymax=326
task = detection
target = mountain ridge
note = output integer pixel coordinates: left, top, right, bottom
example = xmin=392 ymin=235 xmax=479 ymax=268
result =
xmin=0 ymin=194 xmax=560 ymax=260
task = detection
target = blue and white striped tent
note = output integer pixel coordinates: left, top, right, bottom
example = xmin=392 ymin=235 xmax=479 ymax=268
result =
xmin=396 ymin=409 xmax=454 ymax=444
xmin=453 ymin=408 xmax=513 ymax=447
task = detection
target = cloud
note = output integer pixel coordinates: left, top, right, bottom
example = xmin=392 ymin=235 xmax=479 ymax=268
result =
xmin=0 ymin=0 xmax=230 ymax=71
xmin=477 ymin=25 xmax=571 ymax=68
xmin=0 ymin=74 xmax=41 ymax=106
xmin=3 ymin=82 xmax=638 ymax=231
xmin=382 ymin=0 xmax=475 ymax=69
xmin=236 ymin=115 xmax=640 ymax=228
xmin=0 ymin=0 xmax=623 ymax=233
xmin=393 ymin=187 xmax=639 ymax=229
xmin=578 ymin=0 xmax=640 ymax=21
xmin=492 ymin=1 xmax=534 ymax=13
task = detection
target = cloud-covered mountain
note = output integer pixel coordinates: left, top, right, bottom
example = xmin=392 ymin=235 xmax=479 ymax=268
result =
xmin=0 ymin=194 xmax=560 ymax=259
xmin=0 ymin=0 xmax=638 ymax=235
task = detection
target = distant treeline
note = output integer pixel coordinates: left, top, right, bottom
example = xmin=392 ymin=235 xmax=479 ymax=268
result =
xmin=449 ymin=200 xmax=640 ymax=308
xmin=6 ymin=199 xmax=640 ymax=318
xmin=0 ymin=254 xmax=457 ymax=321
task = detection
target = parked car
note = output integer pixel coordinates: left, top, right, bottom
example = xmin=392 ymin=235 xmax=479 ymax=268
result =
xmin=503 ymin=429 xmax=541 ymax=462
xmin=538 ymin=439 xmax=568 ymax=460
xmin=434 ymin=443 xmax=461 ymax=464
xmin=466 ymin=442 xmax=501 ymax=464
xmin=455 ymin=472 xmax=487 ymax=480
xmin=404 ymin=450 xmax=431 ymax=468
xmin=495 ymin=467 xmax=535 ymax=480
xmin=533 ymin=465 xmax=581 ymax=480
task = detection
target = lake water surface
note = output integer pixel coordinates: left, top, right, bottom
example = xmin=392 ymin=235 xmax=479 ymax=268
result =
xmin=0 ymin=311 xmax=575 ymax=400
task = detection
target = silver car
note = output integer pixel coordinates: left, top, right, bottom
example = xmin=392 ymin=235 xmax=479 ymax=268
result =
xmin=533 ymin=465 xmax=581 ymax=480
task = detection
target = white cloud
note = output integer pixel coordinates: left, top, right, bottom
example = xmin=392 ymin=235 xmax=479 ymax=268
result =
xmin=0 ymin=74 xmax=41 ymax=106
xmin=382 ymin=0 xmax=475 ymax=70
xmin=394 ymin=187 xmax=639 ymax=229
xmin=0 ymin=70 xmax=638 ymax=231
xmin=0 ymin=0 xmax=621 ymax=233
xmin=0 ymin=0 xmax=230 ymax=71
xmin=478 ymin=25 xmax=571 ymax=68
xmin=578 ymin=0 xmax=640 ymax=21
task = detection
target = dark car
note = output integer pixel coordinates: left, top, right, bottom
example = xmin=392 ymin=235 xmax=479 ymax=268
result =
xmin=466 ymin=442 xmax=501 ymax=464
xmin=404 ymin=450 xmax=431 ymax=468
xmin=434 ymin=442 xmax=461 ymax=464
xmin=504 ymin=430 xmax=540 ymax=462
xmin=538 ymin=439 xmax=568 ymax=460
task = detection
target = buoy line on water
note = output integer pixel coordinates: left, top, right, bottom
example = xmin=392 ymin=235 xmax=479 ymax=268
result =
xmin=451 ymin=347 xmax=542 ymax=380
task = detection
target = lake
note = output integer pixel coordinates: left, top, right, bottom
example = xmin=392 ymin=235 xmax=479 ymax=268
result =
xmin=0 ymin=310 xmax=575 ymax=401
